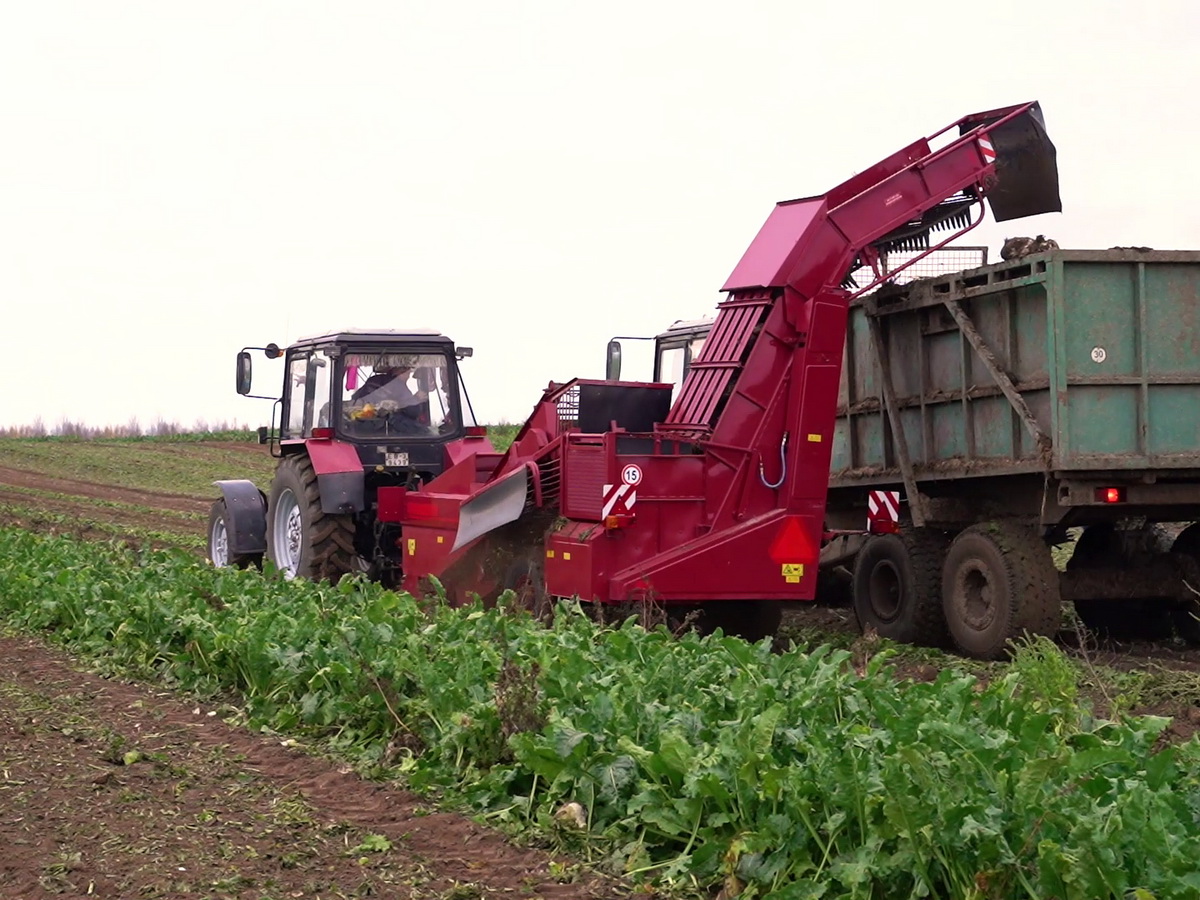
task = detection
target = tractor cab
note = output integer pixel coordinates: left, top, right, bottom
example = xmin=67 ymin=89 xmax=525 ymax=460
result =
xmin=212 ymin=328 xmax=492 ymax=584
xmin=238 ymin=329 xmax=477 ymax=471
xmin=606 ymin=317 xmax=713 ymax=403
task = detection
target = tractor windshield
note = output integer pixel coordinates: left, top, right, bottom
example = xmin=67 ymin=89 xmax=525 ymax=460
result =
xmin=341 ymin=351 xmax=455 ymax=439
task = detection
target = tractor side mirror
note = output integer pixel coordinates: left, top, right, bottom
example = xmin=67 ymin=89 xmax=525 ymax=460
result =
xmin=236 ymin=351 xmax=253 ymax=395
xmin=606 ymin=340 xmax=622 ymax=380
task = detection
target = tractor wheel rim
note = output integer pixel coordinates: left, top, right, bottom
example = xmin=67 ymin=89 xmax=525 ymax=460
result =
xmin=273 ymin=489 xmax=303 ymax=579
xmin=957 ymin=562 xmax=996 ymax=631
xmin=210 ymin=517 xmax=229 ymax=567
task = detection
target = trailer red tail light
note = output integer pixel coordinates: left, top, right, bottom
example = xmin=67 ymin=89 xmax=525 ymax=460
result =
xmin=1095 ymin=486 xmax=1126 ymax=504
xmin=311 ymin=427 xmax=335 ymax=440
xmin=465 ymin=426 xmax=488 ymax=437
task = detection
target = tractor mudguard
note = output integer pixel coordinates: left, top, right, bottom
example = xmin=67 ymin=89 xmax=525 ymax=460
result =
xmin=317 ymin=471 xmax=365 ymax=515
xmin=304 ymin=439 xmax=366 ymax=515
xmin=213 ymin=479 xmax=268 ymax=555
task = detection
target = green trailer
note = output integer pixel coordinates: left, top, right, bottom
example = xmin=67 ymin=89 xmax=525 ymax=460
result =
xmin=831 ymin=249 xmax=1200 ymax=657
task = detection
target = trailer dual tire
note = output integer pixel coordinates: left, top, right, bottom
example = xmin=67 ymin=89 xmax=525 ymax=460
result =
xmin=941 ymin=521 xmax=1061 ymax=660
xmin=851 ymin=529 xmax=948 ymax=647
xmin=266 ymin=454 xmax=357 ymax=582
xmin=206 ymin=500 xmax=262 ymax=570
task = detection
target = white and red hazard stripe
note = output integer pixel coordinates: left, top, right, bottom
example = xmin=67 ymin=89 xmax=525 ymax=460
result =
xmin=978 ymin=135 xmax=996 ymax=164
xmin=867 ymin=490 xmax=901 ymax=533
xmin=602 ymin=483 xmax=637 ymax=518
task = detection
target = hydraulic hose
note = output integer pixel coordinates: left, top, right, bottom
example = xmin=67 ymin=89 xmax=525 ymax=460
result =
xmin=759 ymin=431 xmax=789 ymax=489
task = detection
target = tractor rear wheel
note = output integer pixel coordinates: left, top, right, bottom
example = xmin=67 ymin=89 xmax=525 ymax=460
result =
xmin=851 ymin=530 xmax=948 ymax=647
xmin=266 ymin=454 xmax=356 ymax=582
xmin=941 ymin=521 xmax=1061 ymax=660
xmin=207 ymin=500 xmax=261 ymax=569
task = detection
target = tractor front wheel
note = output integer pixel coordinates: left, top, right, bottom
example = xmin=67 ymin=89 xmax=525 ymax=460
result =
xmin=266 ymin=454 xmax=356 ymax=582
xmin=206 ymin=499 xmax=261 ymax=570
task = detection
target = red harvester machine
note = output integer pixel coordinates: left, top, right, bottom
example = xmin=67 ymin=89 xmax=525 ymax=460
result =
xmin=395 ymin=103 xmax=1062 ymax=638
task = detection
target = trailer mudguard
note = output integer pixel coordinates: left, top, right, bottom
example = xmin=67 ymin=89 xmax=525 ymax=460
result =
xmin=213 ymin=479 xmax=268 ymax=555
xmin=304 ymin=440 xmax=366 ymax=515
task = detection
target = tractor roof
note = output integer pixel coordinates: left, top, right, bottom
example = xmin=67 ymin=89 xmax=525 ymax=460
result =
xmin=291 ymin=327 xmax=452 ymax=347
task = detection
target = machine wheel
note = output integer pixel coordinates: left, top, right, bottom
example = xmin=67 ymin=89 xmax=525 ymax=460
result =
xmin=266 ymin=454 xmax=356 ymax=582
xmin=502 ymin=557 xmax=553 ymax=621
xmin=206 ymin=500 xmax=261 ymax=569
xmin=941 ymin=521 xmax=1061 ymax=660
xmin=1068 ymin=524 xmax=1174 ymax=641
xmin=1169 ymin=523 xmax=1200 ymax=644
xmin=851 ymin=530 xmax=948 ymax=647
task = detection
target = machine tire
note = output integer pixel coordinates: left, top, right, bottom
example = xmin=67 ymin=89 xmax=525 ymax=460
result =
xmin=851 ymin=530 xmax=948 ymax=647
xmin=1169 ymin=523 xmax=1200 ymax=644
xmin=206 ymin=500 xmax=261 ymax=570
xmin=266 ymin=454 xmax=356 ymax=582
xmin=1068 ymin=524 xmax=1174 ymax=641
xmin=941 ymin=521 xmax=1061 ymax=660
xmin=502 ymin=557 xmax=553 ymax=622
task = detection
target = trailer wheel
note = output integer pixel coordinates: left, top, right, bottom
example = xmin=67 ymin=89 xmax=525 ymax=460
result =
xmin=1169 ymin=524 xmax=1200 ymax=644
xmin=207 ymin=500 xmax=261 ymax=569
xmin=502 ymin=557 xmax=553 ymax=621
xmin=1068 ymin=524 xmax=1174 ymax=640
xmin=266 ymin=454 xmax=356 ymax=582
xmin=941 ymin=521 xmax=1060 ymax=660
xmin=851 ymin=530 xmax=948 ymax=647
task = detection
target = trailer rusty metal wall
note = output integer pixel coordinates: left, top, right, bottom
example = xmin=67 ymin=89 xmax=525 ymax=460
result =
xmin=830 ymin=250 xmax=1200 ymax=485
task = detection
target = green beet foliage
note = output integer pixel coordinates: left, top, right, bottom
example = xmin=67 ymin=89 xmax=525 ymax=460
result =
xmin=1 ymin=526 xmax=1198 ymax=900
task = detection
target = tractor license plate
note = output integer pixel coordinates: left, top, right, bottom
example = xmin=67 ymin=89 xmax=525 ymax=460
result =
xmin=385 ymin=452 xmax=410 ymax=467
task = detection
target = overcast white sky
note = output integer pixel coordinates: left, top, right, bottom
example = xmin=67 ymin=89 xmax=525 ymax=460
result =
xmin=2 ymin=1 xmax=1197 ymax=431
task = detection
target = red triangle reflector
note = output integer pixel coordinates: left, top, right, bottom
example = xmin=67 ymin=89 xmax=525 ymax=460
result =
xmin=768 ymin=516 xmax=816 ymax=564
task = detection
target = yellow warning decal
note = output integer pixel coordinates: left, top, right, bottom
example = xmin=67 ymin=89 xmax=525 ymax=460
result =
xmin=807 ymin=433 xmax=822 ymax=443
xmin=407 ymin=538 xmax=416 ymax=556
xmin=781 ymin=563 xmax=804 ymax=583
xmin=546 ymin=550 xmax=555 ymax=558
xmin=563 ymin=552 xmax=571 ymax=561
xmin=437 ymin=535 xmax=444 ymax=544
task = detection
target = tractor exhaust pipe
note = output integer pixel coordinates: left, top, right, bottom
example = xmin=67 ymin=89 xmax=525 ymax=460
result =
xmin=961 ymin=102 xmax=1061 ymax=222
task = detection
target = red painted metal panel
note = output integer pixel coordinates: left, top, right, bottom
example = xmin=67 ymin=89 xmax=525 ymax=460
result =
xmin=305 ymin=439 xmax=363 ymax=475
xmin=722 ymin=199 xmax=825 ymax=292
xmin=562 ymin=439 xmax=607 ymax=520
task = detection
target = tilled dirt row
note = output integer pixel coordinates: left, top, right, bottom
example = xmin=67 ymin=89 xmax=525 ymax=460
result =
xmin=0 ymin=635 xmax=636 ymax=900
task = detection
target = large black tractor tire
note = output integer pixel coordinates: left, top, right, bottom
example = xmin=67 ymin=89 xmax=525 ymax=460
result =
xmin=851 ymin=530 xmax=948 ymax=647
xmin=1068 ymin=523 xmax=1175 ymax=641
xmin=265 ymin=454 xmax=356 ymax=582
xmin=1168 ymin=523 xmax=1200 ymax=644
xmin=941 ymin=521 xmax=1061 ymax=660
xmin=206 ymin=499 xmax=262 ymax=570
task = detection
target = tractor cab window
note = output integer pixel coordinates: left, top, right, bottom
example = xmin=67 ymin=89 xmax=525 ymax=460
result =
xmin=655 ymin=334 xmax=707 ymax=403
xmin=281 ymin=349 xmax=336 ymax=438
xmin=341 ymin=351 xmax=455 ymax=438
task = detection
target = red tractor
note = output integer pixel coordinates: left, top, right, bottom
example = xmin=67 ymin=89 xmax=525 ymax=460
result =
xmin=389 ymin=103 xmax=1063 ymax=643
xmin=207 ymin=328 xmax=495 ymax=584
